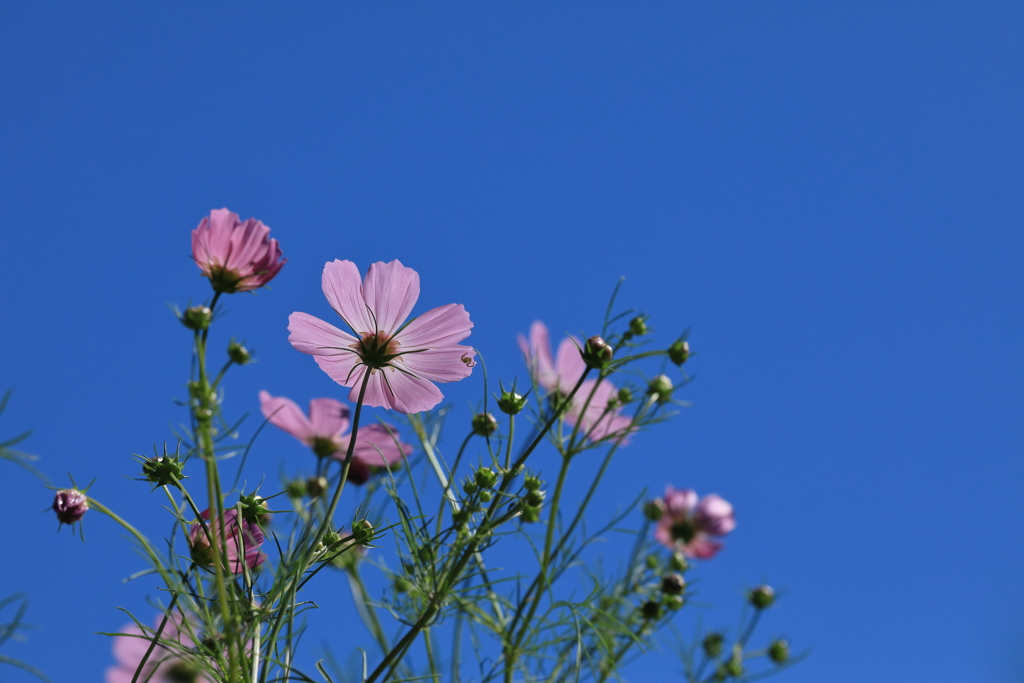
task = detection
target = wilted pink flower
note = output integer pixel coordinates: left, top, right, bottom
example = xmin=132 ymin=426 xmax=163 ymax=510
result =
xmin=518 ymin=320 xmax=633 ymax=443
xmin=654 ymin=487 xmax=736 ymax=559
xmin=106 ymin=612 xmax=208 ymax=683
xmin=191 ymin=208 xmax=285 ymax=293
xmin=259 ymin=390 xmax=412 ymax=483
xmin=188 ymin=508 xmax=265 ymax=573
xmin=288 ymin=260 xmax=476 ymax=413
xmin=53 ymin=488 xmax=88 ymax=525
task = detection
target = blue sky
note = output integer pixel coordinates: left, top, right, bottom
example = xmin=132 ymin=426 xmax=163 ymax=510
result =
xmin=0 ymin=3 xmax=1022 ymax=682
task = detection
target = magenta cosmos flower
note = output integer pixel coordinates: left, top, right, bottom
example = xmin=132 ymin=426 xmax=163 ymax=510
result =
xmin=188 ymin=508 xmax=266 ymax=573
xmin=106 ymin=612 xmax=209 ymax=683
xmin=518 ymin=320 xmax=633 ymax=443
xmin=654 ymin=486 xmax=736 ymax=559
xmin=191 ymin=208 xmax=285 ymax=293
xmin=288 ymin=260 xmax=476 ymax=414
xmin=259 ymin=390 xmax=412 ymax=483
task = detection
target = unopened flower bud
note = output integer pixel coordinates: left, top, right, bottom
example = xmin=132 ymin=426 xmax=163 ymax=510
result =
xmin=394 ymin=577 xmax=412 ymax=593
xmin=479 ymin=489 xmax=493 ymax=502
xmin=724 ymin=652 xmax=744 ymax=678
xmin=286 ymin=479 xmax=307 ymax=499
xmin=181 ymin=305 xmax=213 ymax=331
xmin=474 ymin=467 xmax=497 ymax=489
xmin=644 ymin=554 xmax=659 ymax=570
xmin=142 ymin=455 xmax=186 ymax=488
xmin=238 ymin=493 xmax=268 ymax=526
xmin=306 ymin=476 xmax=328 ymax=499
xmin=322 ymin=527 xmax=342 ymax=548
xmin=768 ymin=639 xmax=790 ymax=663
xmin=524 ymin=489 xmax=546 ymax=508
xmin=664 ymin=594 xmax=685 ymax=611
xmin=628 ymin=316 xmax=648 ymax=337
xmin=415 ymin=545 xmax=433 ymax=563
xmin=228 ymin=340 xmax=252 ymax=365
xmin=582 ymin=336 xmax=614 ymax=368
xmin=668 ymin=551 xmax=689 ymax=572
xmin=668 ymin=339 xmax=690 ymax=366
xmin=521 ymin=505 xmax=542 ymax=523
xmin=617 ymin=387 xmax=633 ymax=404
xmin=524 ymin=475 xmax=542 ymax=491
xmin=643 ymin=498 xmax=666 ymax=521
xmin=472 ymin=413 xmax=498 ymax=437
xmin=647 ymin=374 xmax=674 ymax=403
xmin=640 ymin=600 xmax=662 ymax=620
xmin=345 ymin=458 xmax=371 ymax=485
xmin=497 ymin=391 xmax=527 ymax=415
xmin=661 ymin=573 xmax=686 ymax=595
xmin=53 ymin=489 xmax=88 ymax=525
xmin=351 ymin=519 xmax=374 ymax=545
xmin=748 ymin=585 xmax=775 ymax=609
xmin=702 ymin=632 xmax=725 ymax=658
xmin=462 ymin=478 xmax=478 ymax=495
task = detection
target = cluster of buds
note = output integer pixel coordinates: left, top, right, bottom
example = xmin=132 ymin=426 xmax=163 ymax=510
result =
xmin=459 ymin=466 xmax=500 ymax=516
xmin=519 ymin=473 xmax=545 ymax=523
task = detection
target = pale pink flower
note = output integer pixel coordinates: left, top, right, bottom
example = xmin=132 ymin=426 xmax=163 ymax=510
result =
xmin=288 ymin=260 xmax=476 ymax=413
xmin=518 ymin=320 xmax=633 ymax=443
xmin=654 ymin=487 xmax=736 ymax=559
xmin=106 ymin=612 xmax=209 ymax=683
xmin=259 ymin=390 xmax=412 ymax=483
xmin=191 ymin=208 xmax=285 ymax=293
xmin=188 ymin=508 xmax=266 ymax=573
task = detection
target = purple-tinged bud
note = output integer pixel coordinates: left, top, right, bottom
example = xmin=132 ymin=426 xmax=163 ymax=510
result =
xmin=643 ymin=498 xmax=666 ymax=521
xmin=472 ymin=413 xmax=498 ymax=437
xmin=668 ymin=339 xmax=690 ymax=366
xmin=748 ymin=585 xmax=776 ymax=610
xmin=661 ymin=573 xmax=686 ymax=595
xmin=181 ymin=305 xmax=213 ymax=331
xmin=768 ymin=639 xmax=790 ymax=663
xmin=53 ymin=489 xmax=88 ymax=525
xmin=345 ymin=458 xmax=370 ymax=485
xmin=582 ymin=336 xmax=614 ymax=368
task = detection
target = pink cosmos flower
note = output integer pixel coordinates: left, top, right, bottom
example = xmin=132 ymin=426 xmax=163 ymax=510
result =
xmin=106 ymin=612 xmax=209 ymax=683
xmin=191 ymin=208 xmax=285 ymax=293
xmin=653 ymin=486 xmax=736 ymax=559
xmin=259 ymin=390 xmax=412 ymax=483
xmin=188 ymin=508 xmax=266 ymax=573
xmin=288 ymin=260 xmax=476 ymax=414
xmin=518 ymin=320 xmax=633 ymax=443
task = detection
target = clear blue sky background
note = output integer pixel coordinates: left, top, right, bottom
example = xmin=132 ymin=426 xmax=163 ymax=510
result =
xmin=0 ymin=3 xmax=1021 ymax=682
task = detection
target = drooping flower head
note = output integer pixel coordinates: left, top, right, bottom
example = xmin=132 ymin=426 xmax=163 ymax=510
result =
xmin=288 ymin=260 xmax=476 ymax=413
xmin=259 ymin=390 xmax=412 ymax=483
xmin=52 ymin=488 xmax=88 ymax=526
xmin=191 ymin=208 xmax=285 ymax=293
xmin=188 ymin=508 xmax=266 ymax=573
xmin=518 ymin=320 xmax=633 ymax=443
xmin=106 ymin=612 xmax=209 ymax=683
xmin=653 ymin=487 xmax=736 ymax=559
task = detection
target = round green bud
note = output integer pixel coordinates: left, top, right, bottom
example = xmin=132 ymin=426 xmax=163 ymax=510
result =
xmin=768 ymin=639 xmax=790 ymax=664
xmin=582 ymin=336 xmax=614 ymax=368
xmin=617 ymin=387 xmax=634 ymax=404
xmin=725 ymin=654 xmax=743 ymax=678
xmin=472 ymin=413 xmax=498 ymax=437
xmin=228 ymin=340 xmax=252 ymax=365
xmin=643 ymin=498 xmax=666 ymax=521
xmin=351 ymin=519 xmax=374 ymax=544
xmin=644 ymin=554 xmax=659 ymax=570
xmin=306 ymin=476 xmax=328 ymax=498
xmin=702 ymin=632 xmax=725 ymax=658
xmin=462 ymin=478 xmax=478 ymax=495
xmin=525 ymin=489 xmax=546 ymax=508
xmin=474 ymin=467 xmax=498 ymax=489
xmin=668 ymin=339 xmax=691 ymax=366
xmin=322 ymin=527 xmax=342 ymax=548
xmin=521 ymin=505 xmax=541 ymax=523
xmin=479 ymin=489 xmax=493 ymax=503
xmin=640 ymin=600 xmax=662 ymax=620
xmin=668 ymin=551 xmax=689 ymax=572
xmin=181 ymin=305 xmax=213 ymax=331
xmin=286 ymin=480 xmax=307 ymax=499
xmin=394 ymin=577 xmax=413 ymax=593
xmin=497 ymin=391 xmax=528 ymax=415
xmin=524 ymin=475 xmax=542 ymax=491
xmin=748 ymin=585 xmax=775 ymax=610
xmin=629 ymin=316 xmax=649 ymax=337
xmin=664 ymin=594 xmax=685 ymax=611
xmin=647 ymin=374 xmax=674 ymax=403
xmin=415 ymin=545 xmax=434 ymax=563
xmin=238 ymin=493 xmax=269 ymax=526
xmin=141 ymin=455 xmax=185 ymax=488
